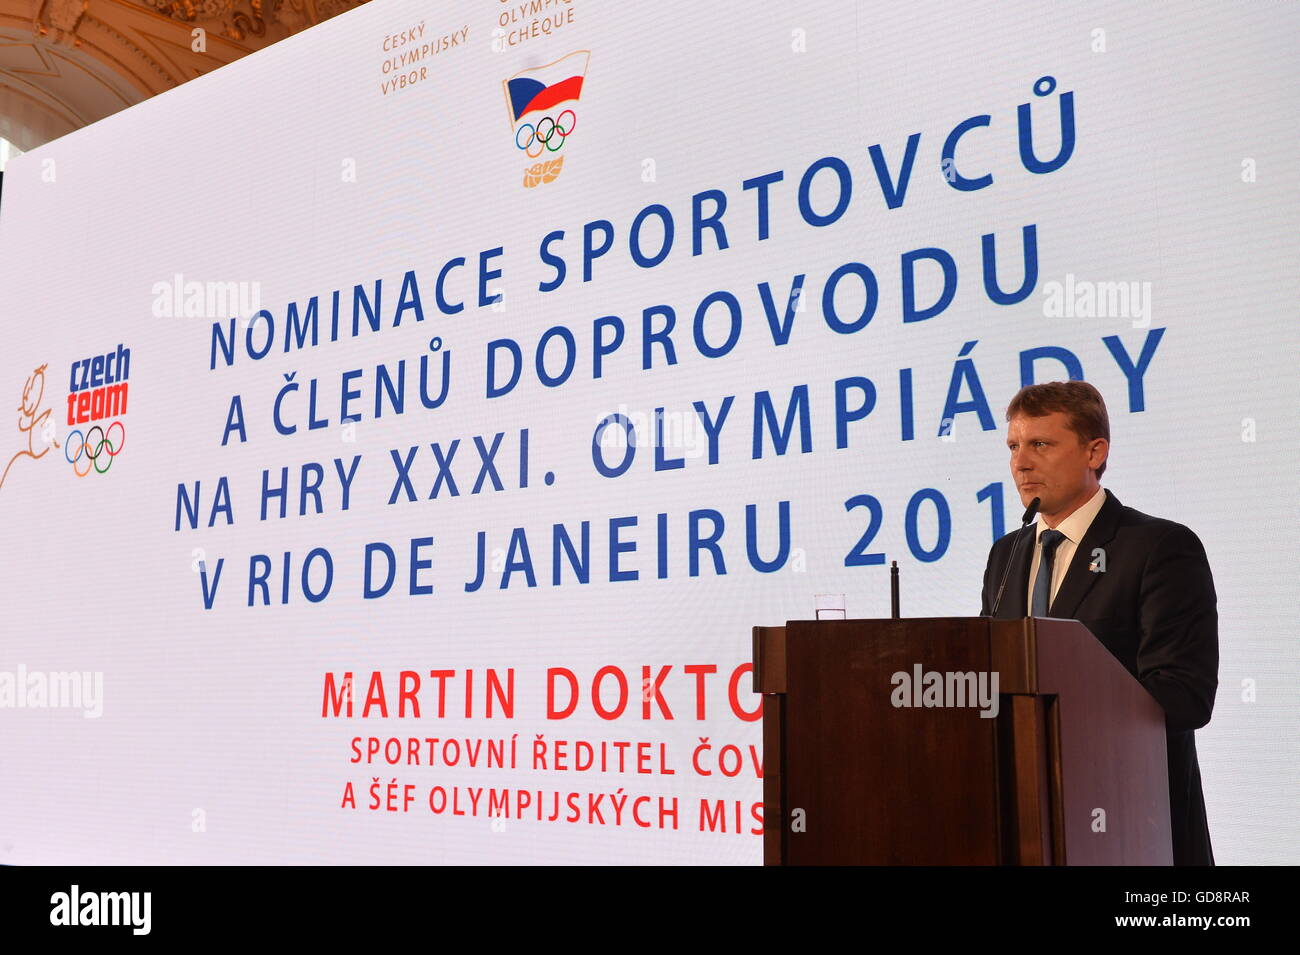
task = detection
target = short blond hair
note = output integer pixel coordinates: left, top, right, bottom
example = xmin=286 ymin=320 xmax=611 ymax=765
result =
xmin=1006 ymin=381 xmax=1110 ymax=477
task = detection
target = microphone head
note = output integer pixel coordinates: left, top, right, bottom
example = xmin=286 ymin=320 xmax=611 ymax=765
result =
xmin=1021 ymin=496 xmax=1041 ymax=525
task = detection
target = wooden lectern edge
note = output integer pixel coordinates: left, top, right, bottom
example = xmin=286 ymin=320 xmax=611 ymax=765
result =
xmin=1026 ymin=616 xmax=1167 ymax=725
xmin=756 ymin=616 xmax=1165 ymax=720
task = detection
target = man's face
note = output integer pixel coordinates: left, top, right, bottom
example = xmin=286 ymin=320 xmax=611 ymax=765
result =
xmin=1006 ymin=411 xmax=1106 ymax=515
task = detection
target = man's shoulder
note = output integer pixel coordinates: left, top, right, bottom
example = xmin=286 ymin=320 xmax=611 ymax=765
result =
xmin=986 ymin=492 xmax=1207 ymax=558
xmin=1112 ymin=499 xmax=1205 ymax=548
xmin=1104 ymin=498 xmax=1216 ymax=582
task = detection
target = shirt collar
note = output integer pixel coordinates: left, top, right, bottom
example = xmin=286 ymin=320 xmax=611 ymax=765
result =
xmin=1036 ymin=485 xmax=1106 ymax=546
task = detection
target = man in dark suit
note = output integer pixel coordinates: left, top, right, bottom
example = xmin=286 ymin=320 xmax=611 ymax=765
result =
xmin=980 ymin=380 xmax=1218 ymax=866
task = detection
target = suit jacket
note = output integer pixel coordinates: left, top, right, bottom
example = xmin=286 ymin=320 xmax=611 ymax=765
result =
xmin=980 ymin=488 xmax=1219 ymax=865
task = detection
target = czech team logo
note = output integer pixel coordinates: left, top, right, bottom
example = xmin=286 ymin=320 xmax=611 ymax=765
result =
xmin=63 ymin=343 xmax=129 ymax=477
xmin=503 ymin=50 xmax=590 ymax=188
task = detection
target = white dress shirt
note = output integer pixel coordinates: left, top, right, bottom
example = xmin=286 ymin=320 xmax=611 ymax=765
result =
xmin=1026 ymin=485 xmax=1107 ymax=613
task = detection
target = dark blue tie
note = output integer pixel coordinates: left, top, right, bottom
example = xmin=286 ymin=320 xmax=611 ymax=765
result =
xmin=1031 ymin=529 xmax=1067 ymax=616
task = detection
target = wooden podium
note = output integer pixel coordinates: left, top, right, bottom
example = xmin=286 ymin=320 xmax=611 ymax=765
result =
xmin=751 ymin=617 xmax=1172 ymax=865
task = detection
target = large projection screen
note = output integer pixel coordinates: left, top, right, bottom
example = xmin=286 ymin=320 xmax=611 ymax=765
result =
xmin=0 ymin=0 xmax=1295 ymax=864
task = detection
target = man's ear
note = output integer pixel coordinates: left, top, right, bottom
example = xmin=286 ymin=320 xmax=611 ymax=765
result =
xmin=1089 ymin=438 xmax=1109 ymax=470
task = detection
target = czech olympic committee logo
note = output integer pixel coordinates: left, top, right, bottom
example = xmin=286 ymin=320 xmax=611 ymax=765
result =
xmin=63 ymin=343 xmax=131 ymax=478
xmin=503 ymin=50 xmax=590 ymax=189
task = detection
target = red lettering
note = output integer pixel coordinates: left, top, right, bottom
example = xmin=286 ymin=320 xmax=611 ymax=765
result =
xmin=547 ymin=667 xmax=579 ymax=718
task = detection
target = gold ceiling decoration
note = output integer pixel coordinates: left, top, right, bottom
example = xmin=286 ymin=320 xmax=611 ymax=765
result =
xmin=0 ymin=0 xmax=368 ymax=149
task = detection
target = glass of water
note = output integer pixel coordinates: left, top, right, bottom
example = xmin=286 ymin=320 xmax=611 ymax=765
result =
xmin=814 ymin=593 xmax=846 ymax=620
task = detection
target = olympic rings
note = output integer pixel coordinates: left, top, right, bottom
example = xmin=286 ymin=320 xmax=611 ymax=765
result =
xmin=63 ymin=420 xmax=125 ymax=477
xmin=105 ymin=420 xmax=125 ymax=456
xmin=515 ymin=109 xmax=577 ymax=157
xmin=86 ymin=425 xmax=105 ymax=459
xmin=64 ymin=429 xmax=83 ymax=464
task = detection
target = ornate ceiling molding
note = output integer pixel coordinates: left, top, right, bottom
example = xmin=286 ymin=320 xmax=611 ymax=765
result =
xmin=0 ymin=0 xmax=367 ymax=150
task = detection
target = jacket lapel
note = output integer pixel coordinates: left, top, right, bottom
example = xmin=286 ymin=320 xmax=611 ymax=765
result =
xmin=1047 ymin=488 xmax=1123 ymax=619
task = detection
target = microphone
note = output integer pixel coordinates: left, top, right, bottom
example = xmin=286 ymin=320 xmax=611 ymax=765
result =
xmin=988 ymin=496 xmax=1040 ymax=618
xmin=890 ymin=560 xmax=900 ymax=619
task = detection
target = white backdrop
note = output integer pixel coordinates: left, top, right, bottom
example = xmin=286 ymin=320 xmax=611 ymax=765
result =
xmin=0 ymin=0 xmax=1295 ymax=864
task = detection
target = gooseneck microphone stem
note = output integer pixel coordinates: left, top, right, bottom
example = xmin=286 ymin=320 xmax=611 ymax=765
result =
xmin=890 ymin=560 xmax=900 ymax=619
xmin=988 ymin=496 xmax=1041 ymax=618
